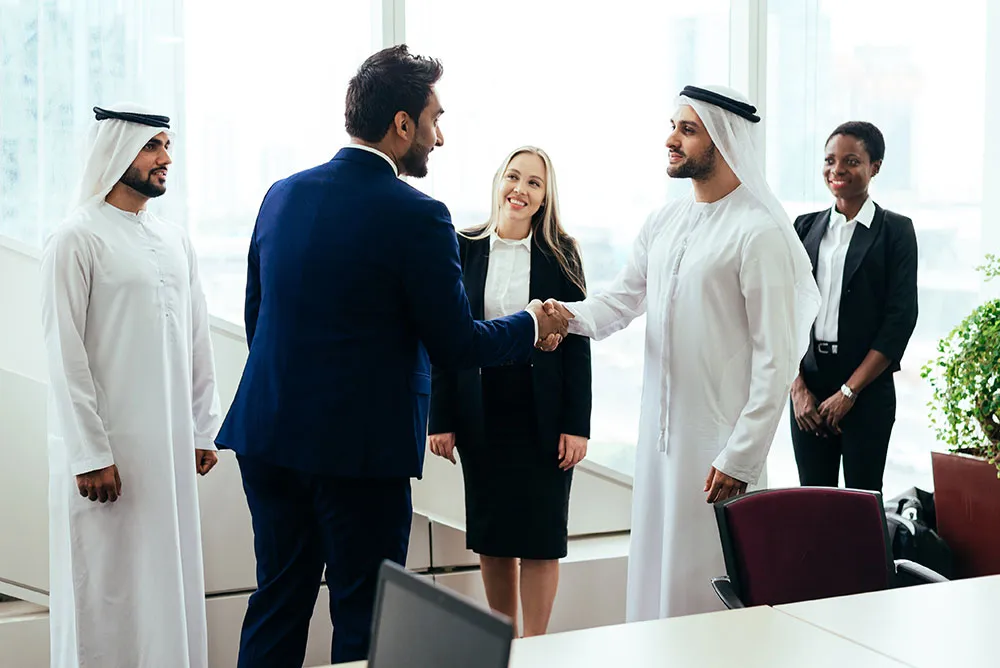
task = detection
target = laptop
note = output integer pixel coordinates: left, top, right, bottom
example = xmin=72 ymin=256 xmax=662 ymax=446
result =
xmin=368 ymin=560 xmax=514 ymax=668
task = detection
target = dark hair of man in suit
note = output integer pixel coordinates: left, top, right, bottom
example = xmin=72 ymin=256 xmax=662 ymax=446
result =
xmin=345 ymin=44 xmax=444 ymax=143
xmin=826 ymin=121 xmax=885 ymax=163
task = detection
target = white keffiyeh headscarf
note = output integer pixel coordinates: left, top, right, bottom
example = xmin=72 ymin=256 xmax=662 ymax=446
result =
xmin=72 ymin=102 xmax=174 ymax=211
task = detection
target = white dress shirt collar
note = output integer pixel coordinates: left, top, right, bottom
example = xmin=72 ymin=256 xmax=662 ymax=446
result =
xmin=830 ymin=196 xmax=875 ymax=228
xmin=343 ymin=144 xmax=399 ymax=177
xmin=489 ymin=230 xmax=532 ymax=251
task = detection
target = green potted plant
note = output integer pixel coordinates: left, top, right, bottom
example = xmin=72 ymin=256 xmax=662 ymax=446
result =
xmin=921 ymin=253 xmax=1000 ymax=577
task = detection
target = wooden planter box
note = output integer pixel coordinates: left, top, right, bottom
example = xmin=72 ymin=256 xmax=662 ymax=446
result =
xmin=931 ymin=451 xmax=1000 ymax=578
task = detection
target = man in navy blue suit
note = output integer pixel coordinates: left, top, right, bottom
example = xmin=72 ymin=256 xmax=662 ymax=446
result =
xmin=215 ymin=45 xmax=569 ymax=667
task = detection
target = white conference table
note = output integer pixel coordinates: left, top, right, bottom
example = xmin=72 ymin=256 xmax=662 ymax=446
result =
xmin=330 ymin=604 xmax=907 ymax=667
xmin=775 ymin=574 xmax=1000 ymax=668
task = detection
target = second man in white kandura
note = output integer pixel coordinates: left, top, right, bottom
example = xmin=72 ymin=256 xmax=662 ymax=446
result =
xmin=40 ymin=104 xmax=221 ymax=668
xmin=545 ymin=85 xmax=821 ymax=621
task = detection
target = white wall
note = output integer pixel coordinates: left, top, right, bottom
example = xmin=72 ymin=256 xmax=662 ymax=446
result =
xmin=0 ymin=369 xmax=48 ymax=601
xmin=0 ymin=609 xmax=48 ymax=668
xmin=0 ymin=237 xmax=46 ymax=382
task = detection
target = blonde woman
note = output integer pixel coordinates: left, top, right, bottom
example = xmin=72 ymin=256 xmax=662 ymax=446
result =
xmin=428 ymin=147 xmax=592 ymax=636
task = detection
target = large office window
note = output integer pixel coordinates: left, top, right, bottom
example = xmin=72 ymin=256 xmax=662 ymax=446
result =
xmin=0 ymin=0 xmax=378 ymax=323
xmin=764 ymin=0 xmax=991 ymax=492
xmin=12 ymin=1 xmax=985 ymax=491
xmin=185 ymin=0 xmax=378 ymax=323
xmin=0 ymin=1 xmax=184 ymax=246
xmin=406 ymin=0 xmax=731 ymax=475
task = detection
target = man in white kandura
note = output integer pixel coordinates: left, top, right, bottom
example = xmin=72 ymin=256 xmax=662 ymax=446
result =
xmin=545 ymin=85 xmax=821 ymax=620
xmin=40 ymin=104 xmax=221 ymax=668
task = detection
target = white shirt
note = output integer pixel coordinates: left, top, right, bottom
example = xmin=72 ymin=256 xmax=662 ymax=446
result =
xmin=565 ymin=185 xmax=819 ymax=621
xmin=344 ymin=143 xmax=399 ymax=176
xmin=814 ymin=197 xmax=875 ymax=341
xmin=40 ymin=201 xmax=220 ymax=667
xmin=484 ymin=231 xmax=532 ymax=319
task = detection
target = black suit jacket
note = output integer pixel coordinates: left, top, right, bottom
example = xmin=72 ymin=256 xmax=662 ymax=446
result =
xmin=429 ymin=233 xmax=592 ymax=453
xmin=794 ymin=203 xmax=918 ymax=379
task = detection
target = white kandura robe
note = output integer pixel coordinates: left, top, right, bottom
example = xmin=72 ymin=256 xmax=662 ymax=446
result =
xmin=40 ymin=202 xmax=220 ymax=668
xmin=567 ymin=185 xmax=817 ymax=621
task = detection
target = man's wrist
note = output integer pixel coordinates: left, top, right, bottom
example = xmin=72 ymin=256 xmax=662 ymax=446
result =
xmin=525 ymin=308 xmax=540 ymax=342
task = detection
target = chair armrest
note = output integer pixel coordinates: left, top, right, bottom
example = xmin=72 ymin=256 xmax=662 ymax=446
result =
xmin=894 ymin=559 xmax=949 ymax=586
xmin=711 ymin=576 xmax=745 ymax=609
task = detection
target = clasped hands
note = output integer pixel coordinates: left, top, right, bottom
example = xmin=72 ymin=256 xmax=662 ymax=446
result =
xmin=792 ymin=384 xmax=854 ymax=437
xmin=527 ymin=298 xmax=574 ymax=352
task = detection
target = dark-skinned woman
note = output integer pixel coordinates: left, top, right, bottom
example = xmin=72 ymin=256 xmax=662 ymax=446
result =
xmin=790 ymin=121 xmax=918 ymax=493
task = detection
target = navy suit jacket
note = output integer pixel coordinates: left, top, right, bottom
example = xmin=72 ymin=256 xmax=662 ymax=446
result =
xmin=215 ymin=147 xmax=536 ymax=478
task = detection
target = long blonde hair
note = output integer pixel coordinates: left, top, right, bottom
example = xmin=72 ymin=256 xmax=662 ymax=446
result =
xmin=462 ymin=146 xmax=586 ymax=295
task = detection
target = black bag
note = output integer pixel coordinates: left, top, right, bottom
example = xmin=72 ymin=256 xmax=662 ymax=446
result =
xmin=884 ymin=487 xmax=954 ymax=579
xmin=889 ymin=486 xmax=938 ymax=528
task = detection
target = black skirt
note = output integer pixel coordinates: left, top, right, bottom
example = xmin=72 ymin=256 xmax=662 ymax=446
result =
xmin=458 ymin=364 xmax=572 ymax=560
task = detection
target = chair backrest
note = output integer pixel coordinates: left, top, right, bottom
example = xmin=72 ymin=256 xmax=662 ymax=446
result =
xmin=714 ymin=487 xmax=895 ymax=606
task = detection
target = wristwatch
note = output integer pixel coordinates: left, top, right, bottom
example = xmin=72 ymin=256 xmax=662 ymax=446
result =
xmin=840 ymin=384 xmax=856 ymax=400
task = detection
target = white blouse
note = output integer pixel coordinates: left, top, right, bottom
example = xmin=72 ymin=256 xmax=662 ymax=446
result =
xmin=484 ymin=231 xmax=532 ymax=320
xmin=813 ymin=196 xmax=875 ymax=342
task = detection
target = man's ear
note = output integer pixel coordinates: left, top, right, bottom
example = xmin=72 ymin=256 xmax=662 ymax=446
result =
xmin=870 ymin=159 xmax=882 ymax=178
xmin=393 ymin=111 xmax=413 ymax=139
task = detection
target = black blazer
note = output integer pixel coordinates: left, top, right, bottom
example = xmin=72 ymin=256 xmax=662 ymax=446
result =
xmin=429 ymin=233 xmax=592 ymax=453
xmin=794 ymin=203 xmax=918 ymax=379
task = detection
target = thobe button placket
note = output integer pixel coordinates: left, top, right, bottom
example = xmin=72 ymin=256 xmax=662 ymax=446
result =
xmin=658 ymin=211 xmax=704 ymax=454
xmin=147 ymin=237 xmax=172 ymax=332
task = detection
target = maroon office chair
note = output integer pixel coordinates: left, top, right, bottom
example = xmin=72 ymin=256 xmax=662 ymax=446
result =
xmin=711 ymin=487 xmax=947 ymax=609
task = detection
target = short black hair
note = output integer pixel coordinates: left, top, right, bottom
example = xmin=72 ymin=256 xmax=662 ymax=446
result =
xmin=345 ymin=45 xmax=444 ymax=142
xmin=826 ymin=121 xmax=885 ymax=163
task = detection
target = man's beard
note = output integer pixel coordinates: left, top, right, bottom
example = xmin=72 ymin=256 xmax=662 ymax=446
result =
xmin=400 ymin=140 xmax=432 ymax=178
xmin=667 ymin=142 xmax=717 ymax=180
xmin=120 ymin=165 xmax=166 ymax=198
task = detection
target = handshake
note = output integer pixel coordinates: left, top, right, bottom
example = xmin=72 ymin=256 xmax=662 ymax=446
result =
xmin=526 ymin=299 xmax=574 ymax=352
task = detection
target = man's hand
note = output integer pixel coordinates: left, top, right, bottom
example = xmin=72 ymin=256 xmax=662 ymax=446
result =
xmin=791 ymin=384 xmax=825 ymax=436
xmin=558 ymin=434 xmax=588 ymax=470
xmin=429 ymin=432 xmax=457 ymax=464
xmin=704 ymin=466 xmax=748 ymax=503
xmin=527 ymin=299 xmax=570 ymax=351
xmin=76 ymin=464 xmax=122 ymax=503
xmin=817 ymin=391 xmax=855 ymax=435
xmin=196 ymin=449 xmax=219 ymax=476
xmin=543 ymin=298 xmax=573 ymax=320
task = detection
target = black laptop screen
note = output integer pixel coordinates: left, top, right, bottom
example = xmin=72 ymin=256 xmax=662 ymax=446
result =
xmin=369 ymin=567 xmax=512 ymax=668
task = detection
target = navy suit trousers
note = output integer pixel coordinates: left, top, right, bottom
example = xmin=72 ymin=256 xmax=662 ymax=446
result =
xmin=235 ymin=454 xmax=412 ymax=666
